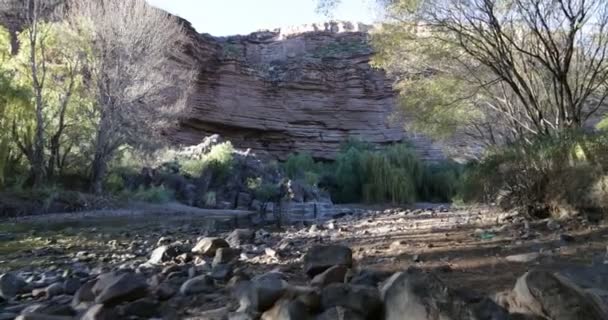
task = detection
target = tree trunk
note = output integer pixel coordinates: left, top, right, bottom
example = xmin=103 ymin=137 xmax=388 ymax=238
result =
xmin=90 ymin=151 xmax=107 ymax=194
xmin=31 ymin=79 xmax=45 ymax=189
xmin=89 ymin=110 xmax=112 ymax=194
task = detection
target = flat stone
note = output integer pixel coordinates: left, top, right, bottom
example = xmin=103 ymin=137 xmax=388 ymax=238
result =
xmin=506 ymin=253 xmax=540 ymax=263
xmin=192 ymin=237 xmax=230 ymax=256
xmin=92 ymin=272 xmax=148 ymax=305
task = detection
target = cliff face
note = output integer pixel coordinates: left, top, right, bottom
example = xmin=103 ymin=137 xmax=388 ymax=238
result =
xmin=174 ymin=22 xmax=447 ymax=161
xmin=0 ymin=3 xmax=447 ymax=161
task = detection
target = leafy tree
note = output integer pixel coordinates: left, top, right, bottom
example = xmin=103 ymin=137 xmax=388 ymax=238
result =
xmin=0 ymin=27 xmax=31 ymax=188
xmin=68 ymin=0 xmax=191 ymax=193
xmin=320 ymin=0 xmax=608 ymax=148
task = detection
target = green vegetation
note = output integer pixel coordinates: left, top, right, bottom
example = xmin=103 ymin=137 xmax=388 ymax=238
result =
xmin=247 ymin=177 xmax=281 ymax=202
xmin=285 ymin=141 xmax=463 ymax=204
xmin=0 ymin=0 xmax=187 ymax=195
xmin=180 ymin=142 xmax=235 ymax=178
xmin=123 ymin=186 xmax=174 ymax=204
xmin=460 ymin=131 xmax=608 ymax=216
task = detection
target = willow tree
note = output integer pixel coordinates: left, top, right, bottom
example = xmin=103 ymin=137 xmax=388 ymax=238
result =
xmin=0 ymin=27 xmax=31 ymax=187
xmin=68 ymin=0 xmax=190 ymax=193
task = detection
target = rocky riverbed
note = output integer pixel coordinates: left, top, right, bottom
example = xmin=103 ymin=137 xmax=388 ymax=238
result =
xmin=0 ymin=205 xmax=607 ymax=319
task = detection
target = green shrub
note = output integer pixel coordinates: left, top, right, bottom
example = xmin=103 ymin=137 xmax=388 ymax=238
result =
xmin=247 ymin=177 xmax=281 ymax=202
xmin=283 ymin=140 xmax=462 ymax=204
xmin=419 ymin=161 xmax=464 ymax=202
xmin=181 ymin=142 xmax=234 ymax=178
xmin=332 ymin=146 xmax=364 ymax=203
xmin=125 ymin=186 xmax=174 ymax=204
xmin=359 ymin=145 xmax=419 ymax=204
xmin=461 ymin=130 xmax=608 ymax=216
xmin=284 ymin=153 xmax=318 ymax=181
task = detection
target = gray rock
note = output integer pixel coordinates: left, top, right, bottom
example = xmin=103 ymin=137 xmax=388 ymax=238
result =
xmin=230 ymin=311 xmax=260 ymax=320
xmin=180 ymin=275 xmax=214 ymax=295
xmin=349 ymin=269 xmax=393 ymax=287
xmin=119 ymin=297 xmax=158 ymax=318
xmin=20 ymin=301 xmax=74 ymax=317
xmin=80 ymin=304 xmax=117 ymax=320
xmin=192 ymin=237 xmax=230 ymax=256
xmin=316 ymin=307 xmax=365 ymax=320
xmin=155 ymin=283 xmax=176 ymax=300
xmin=72 ymin=280 xmax=96 ymax=310
xmin=213 ymin=247 xmax=242 ymax=266
xmin=504 ymin=269 xmax=608 ymax=320
xmin=226 ymin=229 xmax=255 ymax=247
xmin=43 ymin=283 xmax=64 ymax=298
xmin=0 ymin=313 xmax=18 ymax=320
xmin=320 ymin=283 xmax=381 ymax=319
xmin=210 ymin=264 xmax=234 ymax=281
xmin=148 ymin=243 xmax=185 ymax=264
xmin=303 ymin=245 xmax=352 ymax=278
xmin=382 ymin=269 xmax=509 ymax=320
xmin=15 ymin=314 xmax=72 ymax=320
xmin=92 ymin=272 xmax=148 ymax=305
xmin=260 ymin=298 xmax=313 ymax=320
xmin=235 ymin=272 xmax=288 ymax=312
xmin=0 ymin=273 xmax=27 ymax=299
xmin=505 ymin=253 xmax=540 ymax=263
xmin=63 ymin=278 xmax=81 ymax=295
xmin=311 ymin=265 xmax=347 ymax=287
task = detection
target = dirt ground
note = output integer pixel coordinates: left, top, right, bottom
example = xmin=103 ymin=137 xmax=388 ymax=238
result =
xmin=1 ymin=203 xmax=607 ymax=316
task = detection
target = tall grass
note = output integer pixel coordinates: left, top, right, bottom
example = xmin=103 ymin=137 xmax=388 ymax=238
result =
xmin=284 ymin=141 xmax=463 ymax=204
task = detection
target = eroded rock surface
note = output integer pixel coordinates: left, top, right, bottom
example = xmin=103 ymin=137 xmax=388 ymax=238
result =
xmin=170 ymin=22 xmax=448 ymax=161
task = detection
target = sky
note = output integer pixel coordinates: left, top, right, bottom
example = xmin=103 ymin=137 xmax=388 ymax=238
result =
xmin=145 ymin=0 xmax=379 ymax=36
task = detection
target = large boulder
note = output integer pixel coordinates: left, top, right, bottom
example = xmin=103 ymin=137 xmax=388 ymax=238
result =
xmin=72 ymin=280 xmax=96 ymax=311
xmin=320 ymin=283 xmax=382 ymax=319
xmin=92 ymin=272 xmax=149 ymax=306
xmin=192 ymin=237 xmax=230 ymax=256
xmin=311 ymin=265 xmax=348 ymax=288
xmin=303 ymin=245 xmax=352 ymax=278
xmin=234 ymin=272 xmax=289 ymax=313
xmin=381 ymin=269 xmax=509 ymax=320
xmin=0 ymin=273 xmax=26 ymax=300
xmin=261 ymin=298 xmax=314 ymax=320
xmin=498 ymin=269 xmax=608 ymax=320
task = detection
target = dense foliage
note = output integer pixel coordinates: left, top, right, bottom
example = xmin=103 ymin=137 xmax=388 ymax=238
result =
xmin=461 ymin=130 xmax=608 ymax=217
xmin=0 ymin=0 xmax=187 ymax=194
xmin=285 ymin=141 xmax=463 ymax=204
